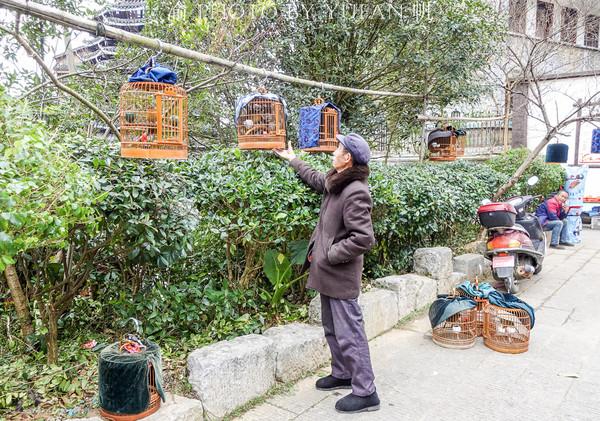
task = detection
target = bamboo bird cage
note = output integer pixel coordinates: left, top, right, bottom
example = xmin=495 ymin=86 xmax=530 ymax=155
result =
xmin=483 ymin=304 xmax=531 ymax=354
xmin=427 ymin=129 xmax=458 ymax=161
xmin=432 ymin=306 xmax=478 ymax=349
xmin=300 ymin=98 xmax=340 ymax=153
xmin=455 ymin=288 xmax=489 ymax=337
xmin=236 ymin=87 xmax=286 ymax=150
xmin=99 ymin=363 xmax=161 ymax=421
xmin=119 ymin=82 xmax=188 ymax=160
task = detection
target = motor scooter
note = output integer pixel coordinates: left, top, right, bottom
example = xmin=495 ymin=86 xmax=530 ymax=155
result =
xmin=477 ymin=176 xmax=546 ymax=294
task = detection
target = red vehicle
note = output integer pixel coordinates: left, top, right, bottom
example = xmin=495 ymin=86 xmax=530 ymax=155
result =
xmin=477 ymin=180 xmax=546 ymax=294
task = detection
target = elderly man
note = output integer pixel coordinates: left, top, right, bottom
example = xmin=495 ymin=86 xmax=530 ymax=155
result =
xmin=535 ymin=190 xmax=574 ymax=249
xmin=274 ymin=133 xmax=379 ymax=414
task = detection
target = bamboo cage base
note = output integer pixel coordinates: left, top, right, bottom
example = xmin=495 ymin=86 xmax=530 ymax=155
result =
xmin=304 ymin=140 xmax=337 ymax=153
xmin=238 ymin=137 xmax=286 ymax=150
xmin=121 ymin=143 xmax=188 ymax=160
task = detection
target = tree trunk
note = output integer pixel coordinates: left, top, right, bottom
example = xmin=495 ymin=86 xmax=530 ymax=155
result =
xmin=4 ymin=264 xmax=34 ymax=339
xmin=239 ymin=245 xmax=259 ymax=289
xmin=45 ymin=304 xmax=59 ymax=364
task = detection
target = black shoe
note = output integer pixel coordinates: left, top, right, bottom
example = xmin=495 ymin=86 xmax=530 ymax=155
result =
xmin=560 ymin=242 xmax=575 ymax=247
xmin=315 ymin=375 xmax=352 ymax=391
xmin=335 ymin=391 xmax=380 ymax=413
xmin=549 ymin=244 xmax=565 ymax=249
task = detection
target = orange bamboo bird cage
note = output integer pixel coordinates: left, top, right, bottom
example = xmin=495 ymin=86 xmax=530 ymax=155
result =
xmin=483 ymin=304 xmax=531 ymax=354
xmin=298 ymin=98 xmax=341 ymax=153
xmin=119 ymin=82 xmax=188 ymax=160
xmin=235 ymin=87 xmax=287 ymax=150
xmin=427 ymin=127 xmax=458 ymax=161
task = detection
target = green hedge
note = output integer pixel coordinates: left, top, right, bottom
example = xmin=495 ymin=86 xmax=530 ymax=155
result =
xmin=58 ymin=143 xmax=565 ymax=341
xmin=181 ymin=148 xmax=564 ymax=279
xmin=485 ymin=148 xmax=565 ymax=197
xmin=183 ymin=151 xmax=505 ymax=280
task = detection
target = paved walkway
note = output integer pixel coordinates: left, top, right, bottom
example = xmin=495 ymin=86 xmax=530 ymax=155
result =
xmin=236 ymin=230 xmax=600 ymax=421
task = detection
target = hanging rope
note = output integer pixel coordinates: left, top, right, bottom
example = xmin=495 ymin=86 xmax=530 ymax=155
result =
xmin=0 ymin=0 xmax=424 ymax=98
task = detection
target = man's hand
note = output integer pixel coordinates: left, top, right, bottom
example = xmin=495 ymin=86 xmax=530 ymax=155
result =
xmin=273 ymin=141 xmax=296 ymax=162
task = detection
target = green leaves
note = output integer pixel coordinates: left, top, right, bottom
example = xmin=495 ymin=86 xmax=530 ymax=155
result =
xmin=485 ymin=148 xmax=565 ymax=198
xmin=289 ymin=239 xmax=309 ymax=266
xmin=0 ymin=91 xmax=98 ymax=271
xmin=263 ymin=249 xmax=292 ymax=287
xmin=261 ymin=248 xmax=305 ymax=310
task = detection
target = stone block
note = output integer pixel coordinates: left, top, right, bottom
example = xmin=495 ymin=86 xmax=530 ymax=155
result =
xmin=453 ymin=253 xmax=488 ymax=279
xmin=358 ymin=288 xmax=399 ymax=340
xmin=306 ymin=289 xmax=398 ymax=340
xmin=446 ymin=272 xmax=468 ymax=293
xmin=145 ymin=393 xmax=204 ymax=421
xmin=373 ymin=274 xmax=437 ymax=319
xmin=263 ymin=323 xmax=329 ymax=383
xmin=413 ymin=247 xmax=453 ymax=280
xmin=188 ymin=334 xmax=276 ymax=419
xmin=591 ymin=216 xmax=600 ymax=230
xmin=308 ymin=294 xmax=321 ymax=324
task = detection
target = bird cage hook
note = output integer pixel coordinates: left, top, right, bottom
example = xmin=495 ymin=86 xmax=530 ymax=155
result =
xmin=147 ymin=39 xmax=164 ymax=68
xmin=318 ymin=81 xmax=325 ymax=99
xmin=257 ymin=69 xmax=269 ymax=93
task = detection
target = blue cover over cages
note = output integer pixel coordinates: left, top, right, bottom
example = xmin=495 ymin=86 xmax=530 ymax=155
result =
xmin=128 ymin=57 xmax=177 ymax=84
xmin=298 ymin=100 xmax=341 ymax=151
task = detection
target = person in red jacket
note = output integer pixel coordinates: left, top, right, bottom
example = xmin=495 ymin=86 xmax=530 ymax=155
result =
xmin=534 ymin=190 xmax=574 ymax=249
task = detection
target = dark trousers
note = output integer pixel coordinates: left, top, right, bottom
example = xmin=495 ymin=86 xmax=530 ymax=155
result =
xmin=320 ymin=294 xmax=376 ymax=396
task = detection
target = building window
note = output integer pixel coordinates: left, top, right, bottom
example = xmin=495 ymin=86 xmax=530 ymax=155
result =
xmin=536 ymin=1 xmax=554 ymax=39
xmin=585 ymin=15 xmax=600 ymax=48
xmin=509 ymin=0 xmax=527 ymax=33
xmin=561 ymin=7 xmax=578 ymax=44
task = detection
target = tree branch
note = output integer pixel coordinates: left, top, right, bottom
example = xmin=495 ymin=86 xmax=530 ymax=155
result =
xmin=20 ymin=53 xmax=144 ymax=99
xmin=0 ymin=15 xmax=121 ymax=141
xmin=186 ymin=69 xmax=233 ymax=93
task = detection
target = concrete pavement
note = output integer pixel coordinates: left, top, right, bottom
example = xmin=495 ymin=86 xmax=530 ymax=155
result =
xmin=235 ymin=230 xmax=600 ymax=421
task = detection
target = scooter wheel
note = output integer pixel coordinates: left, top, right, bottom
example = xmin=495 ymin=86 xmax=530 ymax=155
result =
xmin=534 ymin=264 xmax=542 ymax=275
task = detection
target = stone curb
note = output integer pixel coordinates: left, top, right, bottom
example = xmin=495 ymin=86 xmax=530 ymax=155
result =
xmin=186 ymin=247 xmax=473 ymax=419
xmin=262 ymin=322 xmax=329 ymax=383
xmin=188 ymin=334 xmax=276 ymax=419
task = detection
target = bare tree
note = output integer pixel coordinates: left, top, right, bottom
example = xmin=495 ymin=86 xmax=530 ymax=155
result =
xmin=487 ymin=0 xmax=600 ymax=199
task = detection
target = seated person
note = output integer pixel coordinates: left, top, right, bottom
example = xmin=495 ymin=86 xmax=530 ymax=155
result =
xmin=535 ymin=190 xmax=574 ymax=249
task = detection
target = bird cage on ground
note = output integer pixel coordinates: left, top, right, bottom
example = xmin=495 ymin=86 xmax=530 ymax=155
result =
xmin=483 ymin=304 xmax=531 ymax=354
xmin=119 ymin=82 xmax=188 ymax=159
xmin=298 ymin=98 xmax=341 ymax=153
xmin=235 ymin=87 xmax=287 ymax=150
xmin=98 ymin=341 xmax=164 ymax=420
xmin=432 ymin=307 xmax=478 ymax=349
xmin=427 ymin=128 xmax=457 ymax=161
xmin=455 ymin=288 xmax=488 ymax=337
xmin=429 ymin=295 xmax=478 ymax=349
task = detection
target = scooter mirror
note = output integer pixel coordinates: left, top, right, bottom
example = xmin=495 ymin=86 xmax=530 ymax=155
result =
xmin=527 ymin=176 xmax=539 ymax=186
xmin=481 ymin=199 xmax=492 ymax=205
